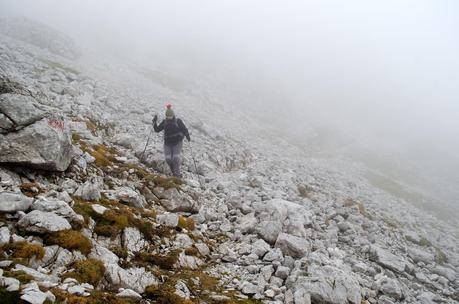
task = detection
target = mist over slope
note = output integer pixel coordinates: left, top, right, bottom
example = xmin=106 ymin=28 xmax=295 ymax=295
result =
xmin=0 ymin=10 xmax=458 ymax=304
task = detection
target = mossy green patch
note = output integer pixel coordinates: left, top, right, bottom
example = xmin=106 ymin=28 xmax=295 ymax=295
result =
xmin=40 ymin=58 xmax=79 ymax=75
xmin=64 ymin=258 xmax=105 ymax=286
xmin=53 ymin=289 xmax=139 ymax=304
xmin=3 ymin=270 xmax=33 ymax=284
xmin=0 ymin=286 xmax=21 ymax=304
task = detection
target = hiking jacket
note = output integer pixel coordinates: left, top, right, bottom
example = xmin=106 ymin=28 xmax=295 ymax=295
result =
xmin=154 ymin=118 xmax=190 ymax=146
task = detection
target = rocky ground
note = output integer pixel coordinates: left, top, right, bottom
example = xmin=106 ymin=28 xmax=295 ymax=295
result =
xmin=0 ymin=18 xmax=458 ymax=304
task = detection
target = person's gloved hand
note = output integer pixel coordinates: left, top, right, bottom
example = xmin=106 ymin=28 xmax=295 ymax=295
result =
xmin=152 ymin=115 xmax=158 ymax=124
xmin=186 ymin=136 xmax=191 ymax=142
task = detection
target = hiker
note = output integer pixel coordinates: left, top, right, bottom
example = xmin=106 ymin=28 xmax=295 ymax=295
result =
xmin=152 ymin=104 xmax=190 ymax=178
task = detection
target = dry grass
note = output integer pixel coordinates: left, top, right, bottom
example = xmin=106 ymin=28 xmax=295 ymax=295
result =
xmin=178 ymin=216 xmax=196 ymax=231
xmin=1 ymin=242 xmax=45 ymax=261
xmin=45 ymin=230 xmax=92 ymax=255
xmin=20 ymin=182 xmax=46 ymax=197
xmin=297 ymin=184 xmax=313 ymax=198
xmin=64 ymin=258 xmax=106 ymax=286
xmin=135 ymin=249 xmax=181 ymax=270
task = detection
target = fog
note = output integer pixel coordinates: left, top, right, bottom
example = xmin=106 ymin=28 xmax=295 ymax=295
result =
xmin=1 ymin=0 xmax=459 ymax=219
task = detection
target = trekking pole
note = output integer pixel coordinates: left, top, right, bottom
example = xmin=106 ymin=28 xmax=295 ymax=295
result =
xmin=188 ymin=142 xmax=203 ymax=188
xmin=140 ymin=123 xmax=154 ymax=163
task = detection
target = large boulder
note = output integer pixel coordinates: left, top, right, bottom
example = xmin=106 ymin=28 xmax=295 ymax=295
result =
xmin=294 ymin=265 xmax=362 ymax=304
xmin=0 ymin=112 xmax=72 ymax=171
xmin=74 ymin=177 xmax=103 ymax=201
xmin=370 ymin=246 xmax=406 ymax=273
xmin=31 ymin=196 xmax=83 ymax=224
xmin=0 ymin=94 xmax=47 ymax=132
xmin=0 ymin=191 xmax=33 ymax=213
xmin=407 ymin=247 xmax=435 ymax=265
xmin=257 ymin=220 xmax=282 ymax=245
xmin=158 ymin=188 xmax=199 ymax=213
xmin=105 ymin=265 xmax=157 ymax=293
xmin=375 ymin=276 xmax=403 ymax=300
xmin=255 ymin=199 xmax=312 ymax=238
xmin=122 ymin=227 xmax=147 ymax=253
xmin=113 ymin=187 xmax=147 ymax=208
xmin=274 ymin=232 xmax=310 ymax=258
xmin=17 ymin=210 xmax=71 ymax=233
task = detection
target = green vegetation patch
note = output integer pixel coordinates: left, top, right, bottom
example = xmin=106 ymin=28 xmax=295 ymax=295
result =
xmin=53 ymin=289 xmax=140 ymax=304
xmin=3 ymin=270 xmax=33 ymax=284
xmin=64 ymin=258 xmax=106 ymax=286
xmin=40 ymin=58 xmax=79 ymax=75
xmin=0 ymin=287 xmax=21 ymax=304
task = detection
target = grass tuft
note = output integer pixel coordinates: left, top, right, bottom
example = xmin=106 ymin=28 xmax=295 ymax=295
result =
xmin=1 ymin=242 xmax=45 ymax=261
xmin=45 ymin=230 xmax=92 ymax=255
xmin=177 ymin=216 xmax=195 ymax=231
xmin=135 ymin=250 xmax=181 ymax=270
xmin=64 ymin=258 xmax=106 ymax=286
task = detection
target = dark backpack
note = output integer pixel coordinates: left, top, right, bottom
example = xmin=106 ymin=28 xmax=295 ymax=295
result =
xmin=164 ymin=118 xmax=184 ymax=143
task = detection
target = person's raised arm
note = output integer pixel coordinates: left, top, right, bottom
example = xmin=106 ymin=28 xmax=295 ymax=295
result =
xmin=153 ymin=116 xmax=165 ymax=132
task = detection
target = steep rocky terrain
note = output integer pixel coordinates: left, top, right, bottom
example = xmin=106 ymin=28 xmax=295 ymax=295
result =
xmin=0 ymin=19 xmax=458 ymax=304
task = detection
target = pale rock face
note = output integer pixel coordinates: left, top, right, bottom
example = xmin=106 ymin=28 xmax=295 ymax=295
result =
xmin=158 ymin=188 xmax=199 ymax=213
xmin=369 ymin=245 xmax=406 ymax=273
xmin=112 ymin=133 xmax=136 ymax=149
xmin=89 ymin=244 xmax=119 ymax=266
xmin=274 ymin=233 xmax=310 ymax=258
xmin=122 ymin=227 xmax=147 ymax=253
xmin=0 ymin=191 xmax=33 ymax=213
xmin=117 ymin=288 xmax=142 ymax=299
xmin=375 ymin=276 xmax=403 ymax=300
xmin=157 ymin=213 xmax=179 ymax=227
xmin=17 ymin=210 xmax=71 ymax=233
xmin=275 ymin=265 xmax=291 ymax=280
xmin=175 ymin=280 xmax=191 ymax=299
xmin=0 ymin=93 xmax=47 ymax=132
xmin=0 ymin=115 xmax=72 ymax=171
xmin=177 ymin=251 xmax=204 ymax=269
xmin=407 ymin=247 xmax=435 ymax=265
xmin=91 ymin=203 xmax=107 ymax=215
xmin=257 ymin=220 xmax=282 ymax=245
xmin=14 ymin=264 xmax=59 ymax=284
xmin=293 ymin=289 xmax=312 ymax=304
xmin=175 ymin=234 xmax=194 ymax=248
xmin=432 ymin=265 xmax=457 ymax=282
xmin=0 ymin=226 xmax=11 ymax=245
xmin=112 ymin=187 xmax=147 ymax=208
xmin=31 ymin=196 xmax=82 ymax=224
xmin=294 ymin=265 xmax=362 ymax=304
xmin=105 ymin=264 xmax=157 ymax=293
xmin=238 ymin=212 xmax=258 ymax=234
xmin=74 ymin=177 xmax=103 ymax=201
xmin=194 ymin=243 xmax=210 ymax=256
xmin=252 ymin=239 xmax=271 ymax=258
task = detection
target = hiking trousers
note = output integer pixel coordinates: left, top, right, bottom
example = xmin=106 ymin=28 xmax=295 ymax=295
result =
xmin=164 ymin=140 xmax=183 ymax=177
